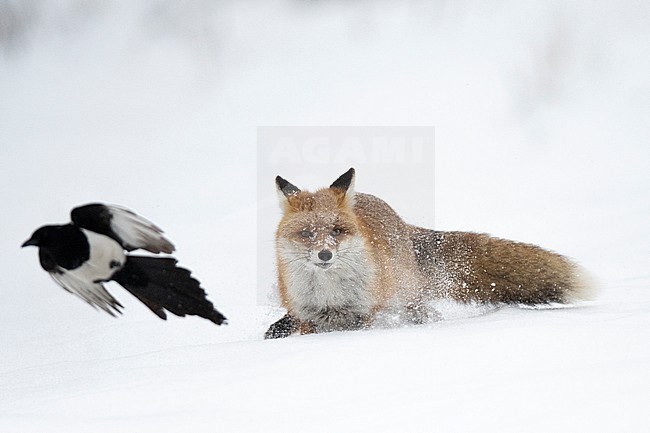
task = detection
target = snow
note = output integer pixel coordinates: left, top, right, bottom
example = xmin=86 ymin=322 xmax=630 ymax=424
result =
xmin=1 ymin=1 xmax=649 ymax=432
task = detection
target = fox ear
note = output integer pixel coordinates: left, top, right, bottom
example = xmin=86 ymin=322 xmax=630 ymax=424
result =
xmin=276 ymin=176 xmax=300 ymax=211
xmin=330 ymin=168 xmax=355 ymax=205
xmin=276 ymin=176 xmax=300 ymax=197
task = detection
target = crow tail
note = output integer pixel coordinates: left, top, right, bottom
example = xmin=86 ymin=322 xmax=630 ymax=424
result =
xmin=112 ymin=255 xmax=226 ymax=325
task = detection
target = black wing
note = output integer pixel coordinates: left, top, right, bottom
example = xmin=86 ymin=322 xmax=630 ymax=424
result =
xmin=71 ymin=203 xmax=175 ymax=254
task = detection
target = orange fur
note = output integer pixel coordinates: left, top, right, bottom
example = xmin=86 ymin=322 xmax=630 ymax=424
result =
xmin=265 ymin=168 xmax=594 ymax=339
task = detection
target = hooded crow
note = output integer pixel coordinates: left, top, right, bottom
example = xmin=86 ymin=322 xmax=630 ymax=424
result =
xmin=22 ymin=203 xmax=226 ymax=325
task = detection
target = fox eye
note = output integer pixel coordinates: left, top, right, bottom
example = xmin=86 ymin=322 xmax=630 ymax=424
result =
xmin=330 ymin=228 xmax=342 ymax=237
xmin=300 ymin=230 xmax=313 ymax=238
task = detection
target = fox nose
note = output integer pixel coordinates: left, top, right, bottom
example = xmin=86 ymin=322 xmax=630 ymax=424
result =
xmin=318 ymin=249 xmax=333 ymax=262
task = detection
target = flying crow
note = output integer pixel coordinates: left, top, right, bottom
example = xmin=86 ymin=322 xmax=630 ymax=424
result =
xmin=22 ymin=203 xmax=226 ymax=325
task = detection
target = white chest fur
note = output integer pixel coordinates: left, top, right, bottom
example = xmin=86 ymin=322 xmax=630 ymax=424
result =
xmin=279 ymin=237 xmax=376 ymax=330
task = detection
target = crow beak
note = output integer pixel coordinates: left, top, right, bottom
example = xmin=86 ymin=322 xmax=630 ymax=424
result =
xmin=22 ymin=238 xmax=37 ymax=248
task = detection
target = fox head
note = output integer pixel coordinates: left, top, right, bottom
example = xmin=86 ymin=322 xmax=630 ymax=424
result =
xmin=275 ymin=168 xmax=362 ymax=270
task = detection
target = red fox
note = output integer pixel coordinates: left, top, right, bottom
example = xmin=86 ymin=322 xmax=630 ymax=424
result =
xmin=265 ymin=168 xmax=593 ymax=338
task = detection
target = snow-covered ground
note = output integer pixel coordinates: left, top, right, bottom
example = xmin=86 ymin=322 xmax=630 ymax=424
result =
xmin=1 ymin=1 xmax=648 ymax=432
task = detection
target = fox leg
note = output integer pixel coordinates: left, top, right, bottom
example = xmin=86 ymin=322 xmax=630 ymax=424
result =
xmin=299 ymin=321 xmax=317 ymax=335
xmin=265 ymin=313 xmax=300 ymax=339
xmin=402 ymin=288 xmax=439 ymax=325
xmin=403 ymin=301 xmax=431 ymax=324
